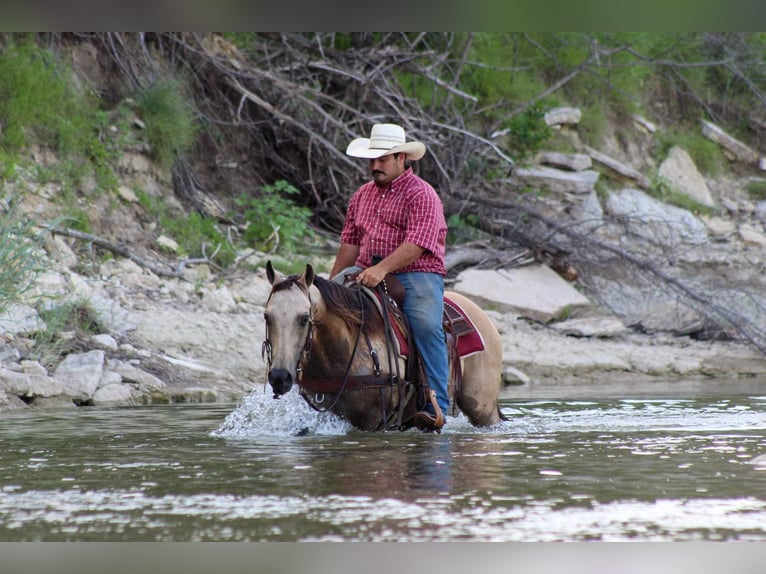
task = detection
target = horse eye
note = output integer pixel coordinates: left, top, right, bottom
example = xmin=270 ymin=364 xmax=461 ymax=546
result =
xmin=298 ymin=314 xmax=310 ymax=327
xmin=263 ymin=312 xmax=272 ymax=325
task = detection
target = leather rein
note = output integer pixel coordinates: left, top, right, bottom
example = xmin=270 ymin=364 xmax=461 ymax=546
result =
xmin=262 ymin=278 xmax=406 ymax=419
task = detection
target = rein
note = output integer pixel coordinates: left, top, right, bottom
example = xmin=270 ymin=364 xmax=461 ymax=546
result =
xmin=300 ymin=287 xmax=365 ymax=413
xmin=263 ymin=275 xmax=412 ymax=430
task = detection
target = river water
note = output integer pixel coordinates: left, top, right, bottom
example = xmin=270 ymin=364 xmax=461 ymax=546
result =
xmin=2 ymin=378 xmax=766 ymax=542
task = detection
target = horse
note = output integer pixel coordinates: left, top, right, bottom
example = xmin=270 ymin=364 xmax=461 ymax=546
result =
xmin=262 ymin=261 xmax=506 ymax=432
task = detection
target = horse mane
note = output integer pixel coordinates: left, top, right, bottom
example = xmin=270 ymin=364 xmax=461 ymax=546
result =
xmin=313 ymin=275 xmax=384 ymax=334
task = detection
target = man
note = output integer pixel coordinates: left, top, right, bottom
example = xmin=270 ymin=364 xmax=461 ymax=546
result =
xmin=329 ymin=123 xmax=449 ymax=432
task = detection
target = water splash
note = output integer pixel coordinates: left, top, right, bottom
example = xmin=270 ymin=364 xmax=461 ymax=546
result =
xmin=212 ymin=386 xmax=351 ymax=437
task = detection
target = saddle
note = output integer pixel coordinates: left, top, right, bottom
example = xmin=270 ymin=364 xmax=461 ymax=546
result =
xmin=349 ymin=273 xmax=485 ymax=420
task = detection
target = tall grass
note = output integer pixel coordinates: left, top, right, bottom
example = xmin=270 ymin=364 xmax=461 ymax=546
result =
xmin=0 ymin=209 xmax=45 ymax=312
xmin=134 ymin=78 xmax=198 ymax=169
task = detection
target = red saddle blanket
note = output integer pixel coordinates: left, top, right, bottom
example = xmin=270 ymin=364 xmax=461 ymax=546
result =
xmin=385 ymin=295 xmax=485 ymax=359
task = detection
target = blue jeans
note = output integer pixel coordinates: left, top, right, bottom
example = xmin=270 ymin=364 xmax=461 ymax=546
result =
xmin=333 ymin=267 xmax=450 ymax=414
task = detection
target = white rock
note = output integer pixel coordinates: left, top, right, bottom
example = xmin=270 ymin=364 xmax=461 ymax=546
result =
xmin=92 ymin=383 xmax=135 ymax=405
xmin=54 ymin=350 xmax=105 ymax=401
xmin=91 ymin=333 xmax=119 ymax=351
xmin=658 ymin=146 xmax=715 ymax=207
xmin=452 ymin=264 xmax=592 ymax=323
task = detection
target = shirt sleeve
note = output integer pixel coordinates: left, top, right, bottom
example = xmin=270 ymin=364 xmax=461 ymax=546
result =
xmin=404 ymin=186 xmax=446 ymax=255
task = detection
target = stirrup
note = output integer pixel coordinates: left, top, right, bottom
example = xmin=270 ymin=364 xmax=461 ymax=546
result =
xmin=413 ymin=390 xmax=445 ymax=433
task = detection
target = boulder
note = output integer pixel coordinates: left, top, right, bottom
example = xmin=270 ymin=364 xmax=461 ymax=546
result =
xmin=513 ymin=166 xmax=600 ymax=195
xmin=54 ymin=350 xmax=105 ymax=401
xmin=605 ymin=188 xmax=709 ymax=246
xmin=658 ymin=146 xmax=715 ymax=207
xmin=538 ymin=151 xmax=592 ymax=172
xmin=544 ymin=107 xmax=581 ymax=126
xmin=452 ymin=264 xmax=592 ymax=323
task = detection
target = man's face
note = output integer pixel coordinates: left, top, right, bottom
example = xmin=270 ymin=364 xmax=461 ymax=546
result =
xmin=369 ymin=153 xmax=405 ymax=185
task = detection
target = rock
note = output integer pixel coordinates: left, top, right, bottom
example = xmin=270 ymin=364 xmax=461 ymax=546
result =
xmin=92 ymin=383 xmax=135 ymax=406
xmin=91 ymin=333 xmax=119 ymax=351
xmin=544 ymin=107 xmax=581 ymax=126
xmin=738 ymin=224 xmax=766 ymax=247
xmin=605 ymin=188 xmax=709 ymax=246
xmin=568 ymin=190 xmax=604 ymax=232
xmin=701 ymin=120 xmax=760 ymax=164
xmin=54 ymin=350 xmax=105 ymax=401
xmin=201 ymin=286 xmax=237 ymax=313
xmin=452 ymin=264 xmax=592 ymax=323
xmin=503 ymin=365 xmax=532 ymax=385
xmin=117 ymin=185 xmax=138 ymax=203
xmin=109 ymin=361 xmax=166 ymax=393
xmin=156 ymin=235 xmax=179 ymax=253
xmin=701 ymin=216 xmax=737 ymax=240
xmin=550 ymin=316 xmax=629 ymax=338
xmin=0 ymin=366 xmax=65 ymax=399
xmin=658 ymin=146 xmax=716 ymax=207
xmin=538 ymin=151 xmax=592 ymax=172
xmin=632 ymin=115 xmax=657 ymax=134
xmin=585 ymin=146 xmax=652 ymax=189
xmin=513 ymin=166 xmax=600 ymax=195
xmin=0 ymin=304 xmax=44 ymax=336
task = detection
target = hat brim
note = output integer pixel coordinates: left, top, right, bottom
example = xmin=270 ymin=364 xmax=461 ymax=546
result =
xmin=346 ymin=138 xmax=426 ymax=161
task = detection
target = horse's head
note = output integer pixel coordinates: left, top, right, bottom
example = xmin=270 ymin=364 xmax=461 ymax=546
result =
xmin=263 ymin=261 xmax=316 ymax=398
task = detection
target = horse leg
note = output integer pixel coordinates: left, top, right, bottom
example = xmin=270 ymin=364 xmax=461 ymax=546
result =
xmin=445 ymin=292 xmax=505 ymax=427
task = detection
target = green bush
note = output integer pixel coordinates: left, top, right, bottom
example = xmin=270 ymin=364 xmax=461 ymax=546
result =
xmin=134 ymin=78 xmax=198 ymax=169
xmin=0 ymin=43 xmax=95 ymax=154
xmin=235 ymin=180 xmax=315 ymax=253
xmin=33 ymin=300 xmax=104 ymax=369
xmin=656 ymin=130 xmax=723 ymax=177
xmin=746 ymin=179 xmax=766 ymax=200
xmin=137 ymin=191 xmax=235 ymax=267
xmin=504 ymin=101 xmax=552 ymax=163
xmin=0 ymin=211 xmax=45 ymax=312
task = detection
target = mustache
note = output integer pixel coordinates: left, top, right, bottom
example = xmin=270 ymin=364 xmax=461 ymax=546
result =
xmin=371 ymin=170 xmax=385 ymax=176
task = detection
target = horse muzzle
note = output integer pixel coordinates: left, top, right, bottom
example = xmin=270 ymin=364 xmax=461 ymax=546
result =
xmin=267 ymin=368 xmax=294 ymax=398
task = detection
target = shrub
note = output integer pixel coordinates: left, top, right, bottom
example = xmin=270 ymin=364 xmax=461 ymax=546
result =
xmin=136 ymin=191 xmax=235 ymax=267
xmin=0 ymin=210 xmax=45 ymax=312
xmin=236 ymin=180 xmax=315 ymax=253
xmin=746 ymin=179 xmax=766 ymax=200
xmin=134 ymin=78 xmax=198 ymax=169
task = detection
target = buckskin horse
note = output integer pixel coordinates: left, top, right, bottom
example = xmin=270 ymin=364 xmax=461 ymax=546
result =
xmin=262 ymin=261 xmax=506 ymax=432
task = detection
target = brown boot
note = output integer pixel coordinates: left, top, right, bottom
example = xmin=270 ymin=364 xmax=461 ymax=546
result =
xmin=413 ymin=390 xmax=445 ymax=433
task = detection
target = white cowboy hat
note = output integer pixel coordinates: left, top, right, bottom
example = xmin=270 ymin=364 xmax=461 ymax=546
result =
xmin=345 ymin=123 xmax=426 ymax=160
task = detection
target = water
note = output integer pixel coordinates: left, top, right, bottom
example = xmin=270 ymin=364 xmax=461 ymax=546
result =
xmin=2 ymin=378 xmax=766 ymax=541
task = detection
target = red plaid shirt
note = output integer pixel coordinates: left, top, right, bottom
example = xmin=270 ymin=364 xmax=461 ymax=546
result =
xmin=340 ymin=168 xmax=447 ymax=275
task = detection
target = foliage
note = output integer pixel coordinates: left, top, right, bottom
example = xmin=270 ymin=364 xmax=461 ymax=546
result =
xmin=746 ymin=179 xmax=766 ymax=200
xmin=134 ymin=78 xmax=198 ymax=170
xmin=503 ymin=101 xmax=552 ymax=163
xmin=235 ymin=180 xmax=315 ymax=254
xmin=648 ymin=174 xmax=715 ymax=216
xmin=655 ymin=130 xmax=723 ymax=178
xmin=447 ymin=213 xmax=487 ymax=245
xmin=32 ymin=300 xmax=104 ymax=369
xmin=0 ymin=209 xmax=45 ymax=312
xmin=0 ymin=41 xmax=119 ymax=193
xmin=137 ymin=191 xmax=236 ymax=267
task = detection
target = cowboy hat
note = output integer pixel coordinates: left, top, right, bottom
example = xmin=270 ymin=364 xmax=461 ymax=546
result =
xmin=345 ymin=123 xmax=426 ymax=160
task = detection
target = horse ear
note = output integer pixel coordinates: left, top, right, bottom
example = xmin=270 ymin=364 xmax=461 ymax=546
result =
xmin=266 ymin=260 xmax=282 ymax=285
xmin=304 ymin=264 xmax=315 ymax=288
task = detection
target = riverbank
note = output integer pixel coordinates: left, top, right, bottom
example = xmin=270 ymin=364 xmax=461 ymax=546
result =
xmin=2 ymin=249 xmax=765 ymax=412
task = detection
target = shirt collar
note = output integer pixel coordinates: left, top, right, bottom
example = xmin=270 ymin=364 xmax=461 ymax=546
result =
xmin=374 ymin=167 xmax=414 ymax=191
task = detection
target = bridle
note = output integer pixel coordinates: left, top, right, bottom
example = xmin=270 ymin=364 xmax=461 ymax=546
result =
xmin=261 ymin=278 xmax=317 ymax=395
xmin=262 ymin=276 xmax=412 ymax=429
